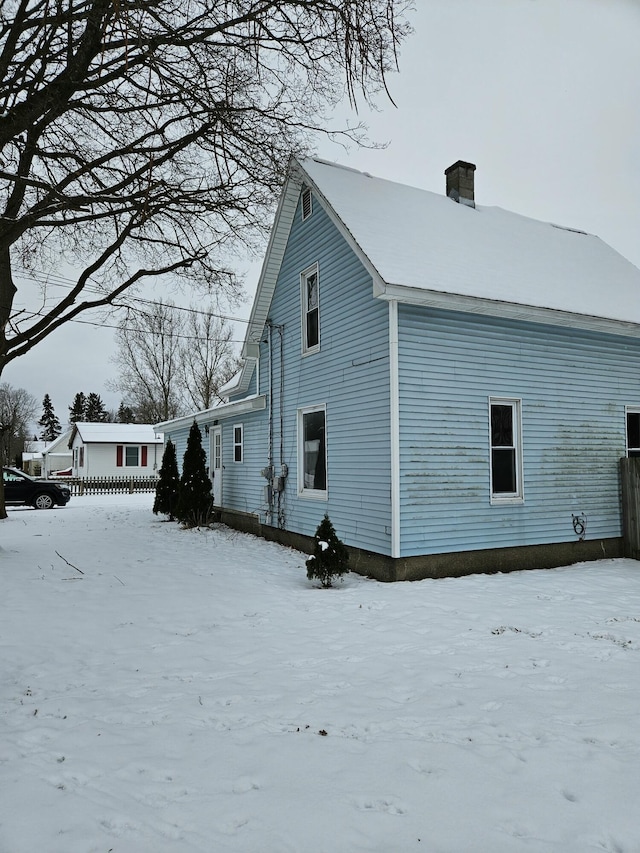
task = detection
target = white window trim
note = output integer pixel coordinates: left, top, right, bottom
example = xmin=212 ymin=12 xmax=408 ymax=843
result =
xmin=297 ymin=404 xmax=328 ymax=500
xmin=300 ymin=263 xmax=320 ymax=356
xmin=233 ymin=423 xmax=244 ymax=463
xmin=626 ymin=406 xmax=640 ymax=456
xmin=301 ymin=187 xmax=313 ymax=221
xmin=489 ymin=397 xmax=524 ymax=505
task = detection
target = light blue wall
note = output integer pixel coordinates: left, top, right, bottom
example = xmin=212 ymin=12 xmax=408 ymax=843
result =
xmin=164 ymin=416 xmax=266 ymax=514
xmin=397 ymin=305 xmax=640 ymax=556
xmin=219 ymin=410 xmax=269 ymax=515
xmin=254 ymin=192 xmax=393 ymax=552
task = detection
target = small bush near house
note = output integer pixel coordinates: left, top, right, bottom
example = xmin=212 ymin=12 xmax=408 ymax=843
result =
xmin=153 ymin=439 xmax=180 ymax=521
xmin=306 ymin=514 xmax=350 ymax=588
xmin=176 ymin=421 xmax=213 ymax=528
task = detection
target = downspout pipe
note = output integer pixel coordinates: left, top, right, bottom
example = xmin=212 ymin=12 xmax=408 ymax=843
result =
xmin=267 ymin=322 xmax=274 ymax=524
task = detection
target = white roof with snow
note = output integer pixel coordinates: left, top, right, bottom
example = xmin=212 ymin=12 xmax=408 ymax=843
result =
xmin=70 ymin=423 xmax=163 ymax=444
xmin=294 ymin=158 xmax=640 ymax=334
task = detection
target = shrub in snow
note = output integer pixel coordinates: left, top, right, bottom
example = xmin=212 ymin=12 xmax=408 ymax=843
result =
xmin=176 ymin=422 xmax=213 ymax=528
xmin=153 ymin=439 xmax=180 ymax=521
xmin=306 ymin=514 xmax=350 ymax=588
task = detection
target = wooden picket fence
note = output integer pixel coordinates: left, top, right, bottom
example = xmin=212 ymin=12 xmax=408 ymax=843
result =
xmin=620 ymin=457 xmax=640 ymax=559
xmin=64 ymin=476 xmax=159 ymax=496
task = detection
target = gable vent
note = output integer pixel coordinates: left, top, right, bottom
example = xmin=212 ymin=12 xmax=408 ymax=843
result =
xmin=301 ymin=187 xmax=313 ymax=220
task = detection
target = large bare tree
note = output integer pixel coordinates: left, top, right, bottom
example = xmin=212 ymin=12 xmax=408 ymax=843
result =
xmin=180 ymin=308 xmax=240 ymax=411
xmin=109 ymin=302 xmax=240 ymax=420
xmin=109 ymin=302 xmax=185 ymax=424
xmin=0 ymin=0 xmax=411 ymax=515
xmin=0 ymin=381 xmax=37 ymax=467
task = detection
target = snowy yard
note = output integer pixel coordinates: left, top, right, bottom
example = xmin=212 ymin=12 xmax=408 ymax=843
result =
xmin=1 ymin=494 xmax=640 ymax=853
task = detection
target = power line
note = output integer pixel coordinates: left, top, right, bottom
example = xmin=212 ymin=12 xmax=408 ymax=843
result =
xmin=7 ymin=305 xmax=250 ymax=344
xmin=6 ymin=268 xmax=257 ymax=344
xmin=11 ymin=267 xmax=254 ymax=326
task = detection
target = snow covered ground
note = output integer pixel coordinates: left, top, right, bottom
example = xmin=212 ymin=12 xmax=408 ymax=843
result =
xmin=1 ymin=494 xmax=640 ymax=853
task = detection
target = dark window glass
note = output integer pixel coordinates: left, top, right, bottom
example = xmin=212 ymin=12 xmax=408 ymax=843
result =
xmin=125 ymin=446 xmax=139 ymax=466
xmin=492 ymin=448 xmax=516 ymax=493
xmin=491 ymin=405 xmax=513 ymax=446
xmin=627 ymin=412 xmax=640 ymax=452
xmin=306 ymin=308 xmax=319 ymax=349
xmin=303 ymin=410 xmax=326 ymax=491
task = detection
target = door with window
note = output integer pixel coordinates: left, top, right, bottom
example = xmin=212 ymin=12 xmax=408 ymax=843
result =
xmin=211 ymin=426 xmax=222 ymax=505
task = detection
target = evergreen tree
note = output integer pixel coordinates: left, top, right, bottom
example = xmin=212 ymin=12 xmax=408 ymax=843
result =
xmin=116 ymin=401 xmax=136 ymax=423
xmin=69 ymin=392 xmax=86 ymax=423
xmin=38 ymin=394 xmax=61 ymax=442
xmin=306 ymin=514 xmax=350 ymax=588
xmin=153 ymin=439 xmax=180 ymax=521
xmin=176 ymin=421 xmax=212 ymax=527
xmin=85 ymin=392 xmax=109 ymax=422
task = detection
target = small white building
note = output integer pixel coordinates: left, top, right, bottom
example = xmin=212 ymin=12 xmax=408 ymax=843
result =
xmin=22 ymin=439 xmax=46 ymax=476
xmin=68 ymin=423 xmax=164 ymax=478
xmin=41 ymin=430 xmax=73 ymax=477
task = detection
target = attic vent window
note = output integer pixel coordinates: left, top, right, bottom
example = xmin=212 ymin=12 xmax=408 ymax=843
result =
xmin=302 ymin=188 xmax=313 ymax=220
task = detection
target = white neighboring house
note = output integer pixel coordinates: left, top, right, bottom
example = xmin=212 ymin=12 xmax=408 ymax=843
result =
xmin=41 ymin=429 xmax=73 ymax=478
xmin=22 ymin=439 xmax=46 ymax=476
xmin=68 ymin=423 xmax=164 ymax=478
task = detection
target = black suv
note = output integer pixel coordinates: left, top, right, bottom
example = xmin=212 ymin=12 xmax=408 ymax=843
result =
xmin=2 ymin=467 xmax=71 ymax=509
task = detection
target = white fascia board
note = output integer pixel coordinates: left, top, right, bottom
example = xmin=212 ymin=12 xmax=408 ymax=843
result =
xmin=388 ymin=300 xmax=401 ymax=559
xmin=296 ymin=163 xmax=387 ymax=296
xmin=240 ymin=157 xmax=388 ymax=368
xmin=241 ymin=165 xmax=302 ymax=361
xmin=155 ymin=395 xmax=266 ymax=433
xmin=378 ymin=283 xmax=640 ymax=339
xmin=226 ymin=357 xmax=257 ymax=397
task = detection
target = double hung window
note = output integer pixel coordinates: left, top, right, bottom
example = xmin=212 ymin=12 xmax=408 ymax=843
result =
xmin=233 ymin=424 xmax=244 ymax=463
xmin=301 ymin=264 xmax=319 ymax=354
xmin=489 ymin=398 xmax=523 ymax=502
xmin=298 ymin=406 xmax=327 ymax=497
xmin=125 ymin=446 xmax=139 ymax=467
xmin=116 ymin=445 xmax=148 ymax=467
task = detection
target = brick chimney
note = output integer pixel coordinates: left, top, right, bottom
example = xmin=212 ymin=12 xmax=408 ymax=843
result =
xmin=445 ymin=160 xmax=476 ymax=208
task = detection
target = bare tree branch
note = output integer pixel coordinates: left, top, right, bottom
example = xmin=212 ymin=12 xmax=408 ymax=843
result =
xmin=0 ymin=0 xmax=412 ymax=514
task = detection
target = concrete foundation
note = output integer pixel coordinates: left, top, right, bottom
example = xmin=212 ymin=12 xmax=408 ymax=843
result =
xmin=218 ymin=507 xmax=625 ymax=582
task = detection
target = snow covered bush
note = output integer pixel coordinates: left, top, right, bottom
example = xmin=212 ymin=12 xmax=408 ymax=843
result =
xmin=153 ymin=439 xmax=180 ymax=521
xmin=176 ymin=422 xmax=213 ymax=528
xmin=306 ymin=514 xmax=350 ymax=588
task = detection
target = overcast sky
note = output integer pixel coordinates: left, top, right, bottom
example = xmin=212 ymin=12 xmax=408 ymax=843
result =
xmin=6 ymin=0 xmax=640 ymax=426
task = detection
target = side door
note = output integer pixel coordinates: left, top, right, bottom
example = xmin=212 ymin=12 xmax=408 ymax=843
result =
xmin=211 ymin=426 xmax=222 ymax=506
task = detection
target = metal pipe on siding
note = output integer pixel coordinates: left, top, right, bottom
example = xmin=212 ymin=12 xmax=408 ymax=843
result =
xmin=267 ymin=322 xmax=274 ymax=524
xmin=278 ymin=324 xmax=285 ymax=528
xmin=279 ymin=324 xmax=284 ymax=469
xmin=267 ymin=323 xmax=273 ymax=470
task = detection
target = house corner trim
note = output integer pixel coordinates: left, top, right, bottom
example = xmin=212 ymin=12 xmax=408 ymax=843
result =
xmin=389 ymin=300 xmax=400 ymax=558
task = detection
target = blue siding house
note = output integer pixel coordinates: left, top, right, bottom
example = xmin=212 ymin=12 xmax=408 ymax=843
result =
xmin=156 ymin=158 xmax=640 ymax=580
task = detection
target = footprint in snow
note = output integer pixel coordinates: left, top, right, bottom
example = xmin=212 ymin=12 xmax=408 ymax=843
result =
xmin=231 ymin=777 xmax=261 ymax=794
xmin=353 ymin=796 xmax=407 ymax=815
